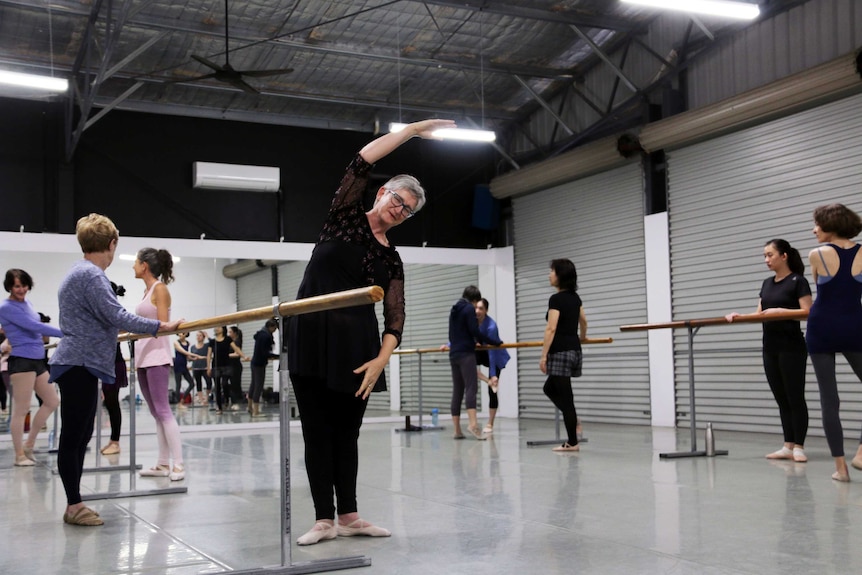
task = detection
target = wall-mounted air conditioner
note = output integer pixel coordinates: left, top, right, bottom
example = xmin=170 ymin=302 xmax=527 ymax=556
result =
xmin=192 ymin=161 xmax=280 ymax=192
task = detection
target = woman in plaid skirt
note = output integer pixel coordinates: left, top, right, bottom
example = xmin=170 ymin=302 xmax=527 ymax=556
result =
xmin=539 ymin=258 xmax=588 ymax=452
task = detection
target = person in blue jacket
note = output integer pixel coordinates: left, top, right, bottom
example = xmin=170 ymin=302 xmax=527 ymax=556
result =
xmin=448 ymin=285 xmax=502 ymax=440
xmin=475 ymin=298 xmax=510 ymax=435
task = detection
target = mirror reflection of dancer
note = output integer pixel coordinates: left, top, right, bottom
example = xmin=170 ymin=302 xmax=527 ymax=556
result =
xmin=189 ymin=331 xmax=213 ymax=406
xmin=249 ymin=319 xmax=278 ymax=417
xmin=133 ymin=248 xmax=185 ymax=481
xmin=475 ymin=297 xmax=510 ymax=436
xmin=287 ymin=118 xmax=455 ymax=546
xmin=726 ymin=240 xmax=812 ymax=462
xmin=0 ymin=269 xmax=62 ymax=466
xmin=805 ymin=204 xmax=862 ymax=482
xmin=50 ymin=214 xmax=182 ymax=526
xmin=99 ymin=281 xmax=130 ymax=456
xmin=173 ymin=332 xmax=198 ymax=408
xmin=539 ymin=259 xmax=588 ymax=453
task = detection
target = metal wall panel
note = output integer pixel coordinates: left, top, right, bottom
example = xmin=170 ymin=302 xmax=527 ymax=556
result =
xmin=667 ymin=92 xmax=862 ymax=436
xmin=688 ymin=0 xmax=862 ymax=110
xmin=512 ymin=164 xmax=650 ymax=424
xmin=399 ymin=264 xmax=480 ymax=415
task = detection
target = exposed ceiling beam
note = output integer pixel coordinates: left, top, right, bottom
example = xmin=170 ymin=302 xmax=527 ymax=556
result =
xmin=0 ymin=0 xmax=578 ymax=81
xmin=416 ymin=0 xmax=636 ymax=32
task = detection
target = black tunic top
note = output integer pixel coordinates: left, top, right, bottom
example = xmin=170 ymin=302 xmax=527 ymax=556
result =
xmin=287 ymin=154 xmax=405 ymax=393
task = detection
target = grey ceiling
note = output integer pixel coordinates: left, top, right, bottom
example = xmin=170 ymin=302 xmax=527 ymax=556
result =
xmin=0 ymin=0 xmax=795 ymax=159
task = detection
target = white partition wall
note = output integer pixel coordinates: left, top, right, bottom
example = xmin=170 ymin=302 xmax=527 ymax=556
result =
xmin=666 ymin=92 xmax=862 ymax=435
xmin=511 ymin=164 xmax=651 ymax=424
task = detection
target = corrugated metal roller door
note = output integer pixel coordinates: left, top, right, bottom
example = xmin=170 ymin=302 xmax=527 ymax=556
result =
xmin=667 ymin=92 xmax=862 ymax=436
xmin=400 ymin=263 xmax=479 ymax=415
xmin=236 ymin=268 xmax=274 ymax=398
xmin=512 ymin=164 xmax=650 ymax=424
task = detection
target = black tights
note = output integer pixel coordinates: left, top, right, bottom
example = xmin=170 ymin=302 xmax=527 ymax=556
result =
xmin=543 ymin=375 xmax=579 ymax=446
xmin=102 ymin=384 xmax=122 ymax=442
xmin=213 ymin=367 xmax=231 ymax=410
xmin=56 ymin=367 xmax=99 ymax=505
xmin=291 ymin=374 xmax=368 ymax=520
xmin=193 ymin=370 xmax=212 ymax=393
xmin=810 ymin=351 xmax=862 ymax=457
xmin=174 ymin=367 xmax=194 ymax=396
xmin=762 ymin=348 xmax=808 ymax=446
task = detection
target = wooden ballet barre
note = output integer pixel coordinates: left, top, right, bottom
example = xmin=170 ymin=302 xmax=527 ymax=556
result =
xmin=619 ymin=310 xmax=808 ymax=332
xmin=117 ymin=285 xmax=384 ymax=341
xmin=394 ymin=337 xmax=613 ymax=355
xmin=619 ymin=309 xmax=808 ymax=460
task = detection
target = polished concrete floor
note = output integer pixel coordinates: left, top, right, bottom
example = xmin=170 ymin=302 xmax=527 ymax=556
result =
xmin=2 ymin=403 xmax=862 ymax=575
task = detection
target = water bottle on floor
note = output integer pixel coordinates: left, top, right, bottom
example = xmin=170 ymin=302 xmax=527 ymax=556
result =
xmin=431 ymin=408 xmax=439 ymax=426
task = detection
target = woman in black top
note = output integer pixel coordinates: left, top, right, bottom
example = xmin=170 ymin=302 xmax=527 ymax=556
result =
xmin=540 ymin=258 xmax=588 ymax=453
xmin=206 ymin=326 xmax=248 ymax=414
xmin=287 ymin=118 xmax=455 ymax=546
xmin=726 ymin=239 xmax=812 ymax=462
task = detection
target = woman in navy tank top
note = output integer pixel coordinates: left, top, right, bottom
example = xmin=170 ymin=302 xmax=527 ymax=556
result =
xmin=806 ymin=203 xmax=862 ymax=482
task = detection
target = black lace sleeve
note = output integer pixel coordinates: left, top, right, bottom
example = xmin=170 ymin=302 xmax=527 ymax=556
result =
xmin=382 ymin=276 xmax=405 ymax=346
xmin=331 ymin=154 xmax=373 ymax=210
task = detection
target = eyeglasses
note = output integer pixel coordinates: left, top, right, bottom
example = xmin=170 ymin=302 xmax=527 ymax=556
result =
xmin=387 ymin=190 xmax=416 ymax=218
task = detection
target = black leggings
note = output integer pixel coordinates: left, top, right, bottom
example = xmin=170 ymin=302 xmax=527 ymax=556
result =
xmin=810 ymin=351 xmax=862 ymax=457
xmin=56 ymin=366 xmax=99 ymax=505
xmin=543 ymin=375 xmax=579 ymax=446
xmin=0 ymin=371 xmax=7 ymax=410
xmin=249 ymin=364 xmax=267 ymax=402
xmin=173 ymin=367 xmax=194 ymax=396
xmin=487 ymin=367 xmax=504 ymax=410
xmin=450 ymin=352 xmax=478 ymax=415
xmin=193 ymin=369 xmax=212 ymax=393
xmin=213 ymin=367 xmax=231 ymax=410
xmin=762 ymin=348 xmax=808 ymax=445
xmin=291 ymin=374 xmax=368 ymax=520
xmin=102 ymin=384 xmax=122 ymax=442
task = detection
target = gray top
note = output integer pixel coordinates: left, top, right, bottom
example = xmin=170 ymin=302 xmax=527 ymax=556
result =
xmin=49 ymin=259 xmax=160 ymax=382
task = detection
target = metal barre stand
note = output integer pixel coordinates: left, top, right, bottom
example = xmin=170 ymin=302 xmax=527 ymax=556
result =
xmin=395 ymin=351 xmax=443 ymax=433
xmin=526 ymin=409 xmax=588 ymax=446
xmin=80 ymin=379 xmax=142 ymax=474
xmin=78 ymin=341 xmax=187 ymax=500
xmin=231 ymin=314 xmax=371 ymax=574
xmin=658 ymin=323 xmax=727 ymax=459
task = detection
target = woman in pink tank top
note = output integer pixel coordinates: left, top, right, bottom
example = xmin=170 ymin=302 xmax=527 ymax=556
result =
xmin=133 ymin=248 xmax=185 ymax=481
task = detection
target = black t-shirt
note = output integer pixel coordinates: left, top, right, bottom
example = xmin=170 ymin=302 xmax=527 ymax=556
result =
xmin=211 ymin=336 xmax=234 ymax=368
xmin=547 ymin=290 xmax=582 ymax=353
xmin=759 ymin=273 xmax=811 ymax=351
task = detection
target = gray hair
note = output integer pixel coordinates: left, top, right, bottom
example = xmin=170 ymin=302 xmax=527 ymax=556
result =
xmin=383 ymin=174 xmax=426 ymax=212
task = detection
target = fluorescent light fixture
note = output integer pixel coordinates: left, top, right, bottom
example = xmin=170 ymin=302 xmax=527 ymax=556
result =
xmin=0 ymin=70 xmax=68 ymax=92
xmin=389 ymin=122 xmax=496 ymax=143
xmin=620 ymin=0 xmax=760 ymax=20
xmin=119 ymin=254 xmax=181 ymax=263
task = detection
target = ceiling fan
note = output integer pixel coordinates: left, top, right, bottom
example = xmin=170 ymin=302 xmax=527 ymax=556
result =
xmin=168 ymin=0 xmax=293 ymax=94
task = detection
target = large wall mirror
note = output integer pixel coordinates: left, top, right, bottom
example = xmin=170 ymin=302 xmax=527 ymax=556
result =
xmin=0 ymin=233 xmax=512 ymax=431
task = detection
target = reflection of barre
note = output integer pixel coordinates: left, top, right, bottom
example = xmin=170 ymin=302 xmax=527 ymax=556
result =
xmin=620 ymin=310 xmax=807 ymax=332
xmin=116 ymin=286 xmax=384 ymax=342
xmin=394 ymin=337 xmax=613 ymax=355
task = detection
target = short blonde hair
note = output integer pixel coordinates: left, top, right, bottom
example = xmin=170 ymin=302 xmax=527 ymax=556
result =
xmin=76 ymin=213 xmax=119 ymax=254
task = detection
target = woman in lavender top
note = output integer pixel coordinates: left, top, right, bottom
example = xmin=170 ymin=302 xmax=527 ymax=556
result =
xmin=49 ymin=214 xmax=182 ymax=527
xmin=0 ymin=268 xmax=63 ymax=466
